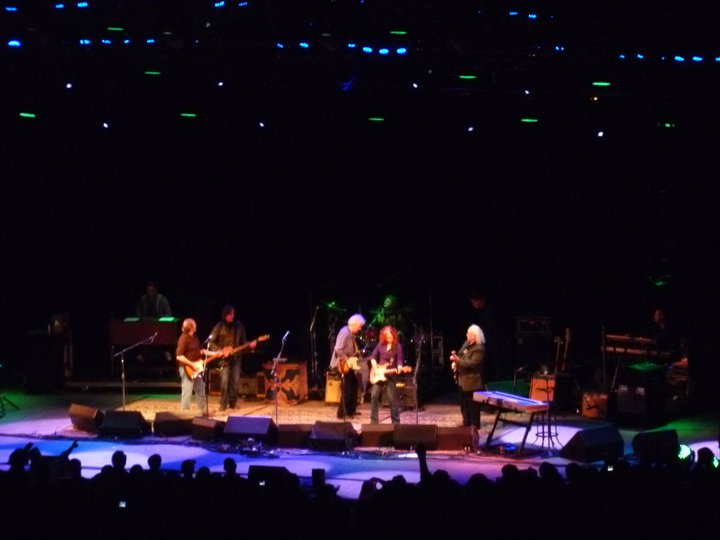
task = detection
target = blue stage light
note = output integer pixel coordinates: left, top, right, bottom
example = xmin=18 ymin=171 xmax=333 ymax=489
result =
xmin=637 ymin=53 xmax=644 ymax=59
xmin=396 ymin=47 xmax=407 ymax=55
xmin=8 ymin=40 xmax=21 ymax=47
xmin=5 ymin=6 xmax=18 ymax=12
xmin=299 ymin=42 xmax=309 ymax=48
xmin=692 ymin=56 xmax=702 ymax=62
xmin=528 ymin=13 xmax=537 ymax=19
xmin=347 ymin=43 xmax=356 ymax=48
xmin=214 ymin=1 xmax=225 ymax=7
xmin=146 ymin=39 xmax=156 ymax=44
xmin=378 ymin=48 xmax=389 ymax=55
xmin=101 ymin=39 xmax=111 ymax=45
xmin=674 ymin=55 xmax=685 ymax=62
xmin=54 ymin=3 xmax=65 ymax=8
xmin=508 ymin=11 xmax=518 ymax=16
xmin=362 ymin=46 xmax=373 ymax=53
xmin=79 ymin=39 xmax=91 ymax=45
xmin=77 ymin=2 xmax=88 ymax=7
xmin=619 ymin=54 xmax=626 ymax=59
xmin=276 ymin=43 xmax=284 ymax=48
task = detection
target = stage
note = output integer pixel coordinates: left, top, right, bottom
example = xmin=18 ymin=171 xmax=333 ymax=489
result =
xmin=1 ymin=384 xmax=717 ymax=500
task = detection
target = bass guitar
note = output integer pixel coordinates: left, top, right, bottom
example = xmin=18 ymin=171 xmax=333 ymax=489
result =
xmin=369 ymin=363 xmax=412 ymax=384
xmin=184 ymin=334 xmax=270 ymax=379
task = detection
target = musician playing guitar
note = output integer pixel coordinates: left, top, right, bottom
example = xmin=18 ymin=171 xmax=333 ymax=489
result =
xmin=369 ymin=325 xmax=410 ymax=424
xmin=176 ymin=318 xmax=209 ymax=415
xmin=449 ymin=324 xmax=486 ymax=429
xmin=208 ymin=305 xmax=258 ymax=413
xmin=330 ymin=313 xmax=366 ymax=420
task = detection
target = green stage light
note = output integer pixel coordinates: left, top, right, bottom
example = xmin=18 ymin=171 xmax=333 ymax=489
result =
xmin=520 ymin=118 xmax=538 ymax=123
xmin=458 ymin=74 xmax=477 ymax=80
xmin=368 ymin=117 xmax=385 ymax=122
xmin=144 ymin=71 xmax=161 ymax=76
xmin=389 ymin=30 xmax=407 ymax=35
xmin=19 ymin=112 xmax=36 ymax=118
xmin=107 ymin=27 xmax=124 ymax=31
xmin=180 ymin=113 xmax=197 ymax=118
xmin=592 ymin=81 xmax=611 ymax=87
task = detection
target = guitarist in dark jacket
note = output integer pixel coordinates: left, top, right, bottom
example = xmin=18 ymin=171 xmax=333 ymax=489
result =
xmin=209 ymin=305 xmax=257 ymax=412
xmin=450 ymin=324 xmax=486 ymax=429
xmin=329 ymin=313 xmax=366 ymax=419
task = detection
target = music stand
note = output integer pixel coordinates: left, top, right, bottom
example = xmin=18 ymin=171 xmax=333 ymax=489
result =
xmin=270 ymin=332 xmax=289 ymax=426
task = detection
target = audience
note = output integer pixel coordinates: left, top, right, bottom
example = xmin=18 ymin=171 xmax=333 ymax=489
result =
xmin=1 ymin=442 xmax=719 ymax=538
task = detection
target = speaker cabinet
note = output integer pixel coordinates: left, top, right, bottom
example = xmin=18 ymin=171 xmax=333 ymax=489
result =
xmin=559 ymin=425 xmax=624 ymax=462
xmin=99 ymin=411 xmax=150 ymax=439
xmin=381 ymin=382 xmax=418 ymax=408
xmin=632 ymin=429 xmax=679 ymax=465
xmin=360 ymin=424 xmax=395 ymax=447
xmin=69 ymin=404 xmax=104 ymax=433
xmin=223 ymin=416 xmax=278 ymax=444
xmin=325 ymin=372 xmax=341 ymax=404
xmin=437 ymin=426 xmax=473 ymax=450
xmin=308 ymin=421 xmax=358 ymax=451
xmin=153 ymin=412 xmax=193 ymax=436
xmin=191 ymin=417 xmax=226 ymax=441
xmin=278 ymin=424 xmax=313 ymax=448
xmin=393 ymin=424 xmax=438 ymax=450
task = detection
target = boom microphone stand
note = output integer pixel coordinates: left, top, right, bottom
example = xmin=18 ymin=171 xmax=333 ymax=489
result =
xmin=270 ymin=331 xmax=290 ymax=426
xmin=112 ymin=332 xmax=157 ymax=410
xmin=309 ymin=305 xmax=320 ymax=399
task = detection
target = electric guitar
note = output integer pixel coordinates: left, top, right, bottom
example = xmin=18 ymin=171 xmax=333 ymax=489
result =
xmin=184 ymin=335 xmax=269 ymax=379
xmin=338 ymin=356 xmax=361 ymax=375
xmin=369 ymin=363 xmax=412 ymax=384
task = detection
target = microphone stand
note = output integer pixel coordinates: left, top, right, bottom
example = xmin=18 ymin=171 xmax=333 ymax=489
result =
xmin=271 ymin=334 xmax=289 ymax=427
xmin=112 ymin=333 xmax=156 ymax=411
xmin=309 ymin=305 xmax=320 ymax=398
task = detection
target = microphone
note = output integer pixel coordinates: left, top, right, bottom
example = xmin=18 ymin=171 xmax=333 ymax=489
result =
xmin=149 ymin=331 xmax=158 ymax=343
xmin=202 ymin=334 xmax=213 ymax=345
xmin=282 ymin=330 xmax=290 ymax=341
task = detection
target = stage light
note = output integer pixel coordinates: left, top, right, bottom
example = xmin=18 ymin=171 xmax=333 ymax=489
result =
xmin=637 ymin=53 xmax=644 ymax=59
xmin=144 ymin=71 xmax=161 ymax=76
xmin=214 ymin=1 xmax=225 ymax=7
xmin=524 ymin=89 xmax=530 ymax=95
xmin=467 ymin=126 xmax=475 ymax=132
xmin=19 ymin=112 xmax=36 ymax=118
xmin=299 ymin=42 xmax=309 ymax=48
xmin=107 ymin=27 xmax=124 ymax=32
xmin=716 ymin=57 xmax=720 ymax=62
xmin=528 ymin=13 xmax=537 ymax=19
xmin=123 ymin=39 xmax=130 ymax=44
xmin=592 ymin=81 xmax=611 ymax=87
xmin=378 ymin=48 xmax=389 ymax=55
xmin=368 ymin=117 xmax=385 ymax=122
xmin=508 ymin=11 xmax=519 ymax=16
xmin=79 ymin=39 xmax=91 ymax=45
xmin=77 ymin=1 xmax=88 ymax=7
xmin=674 ymin=56 xmax=685 ymax=62
xmin=5 ymin=6 xmax=18 ymax=12
xmin=347 ymin=43 xmax=356 ymax=48
xmin=54 ymin=3 xmax=65 ymax=8
xmin=180 ymin=113 xmax=197 ymax=118
xmin=619 ymin=54 xmax=626 ymax=59
xmin=362 ymin=46 xmax=373 ymax=53
xmin=66 ymin=83 xmax=72 ymax=89
xmin=520 ymin=118 xmax=538 ymax=123
xmin=692 ymin=56 xmax=702 ymax=62
xmin=276 ymin=43 xmax=284 ymax=48
xmin=597 ymin=131 xmax=604 ymax=137
xmin=258 ymin=122 xmax=265 ymax=127
xmin=101 ymin=39 xmax=112 ymax=45
xmin=396 ymin=47 xmax=407 ymax=55
xmin=146 ymin=39 xmax=156 ymax=44
xmin=217 ymin=81 xmax=224 ymax=87
xmin=7 ymin=40 xmax=21 ymax=47
xmin=411 ymin=83 xmax=418 ymax=89
xmin=102 ymin=122 xmax=109 ymax=128
xmin=459 ymin=74 xmax=477 ymax=80
xmin=390 ymin=30 xmax=407 ymax=35
xmin=238 ymin=1 xmax=248 ymax=6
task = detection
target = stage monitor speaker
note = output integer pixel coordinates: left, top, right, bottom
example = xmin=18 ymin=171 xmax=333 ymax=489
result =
xmin=308 ymin=421 xmax=358 ymax=451
xmin=69 ymin=404 xmax=104 ymax=433
xmin=192 ymin=417 xmax=226 ymax=441
xmin=224 ymin=416 xmax=278 ymax=444
xmin=393 ymin=424 xmax=438 ymax=450
xmin=278 ymin=424 xmax=313 ymax=448
xmin=437 ymin=426 xmax=473 ymax=451
xmin=153 ymin=411 xmax=193 ymax=436
xmin=360 ymin=424 xmax=395 ymax=447
xmin=559 ymin=425 xmax=624 ymax=463
xmin=632 ymin=429 xmax=679 ymax=465
xmin=99 ymin=410 xmax=150 ymax=439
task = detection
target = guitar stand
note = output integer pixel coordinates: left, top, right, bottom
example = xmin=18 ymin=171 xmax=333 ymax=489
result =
xmin=0 ymin=394 xmax=20 ymax=417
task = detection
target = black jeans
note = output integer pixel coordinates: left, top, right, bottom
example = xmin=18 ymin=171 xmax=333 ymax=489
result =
xmin=337 ymin=370 xmax=358 ymax=418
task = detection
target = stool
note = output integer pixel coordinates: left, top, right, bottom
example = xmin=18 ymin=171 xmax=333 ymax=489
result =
xmin=533 ymin=405 xmax=561 ymax=452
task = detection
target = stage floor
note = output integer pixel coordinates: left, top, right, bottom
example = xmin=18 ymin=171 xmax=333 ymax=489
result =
xmin=1 ymin=387 xmax=717 ymax=499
